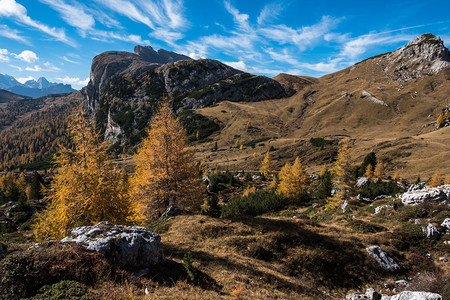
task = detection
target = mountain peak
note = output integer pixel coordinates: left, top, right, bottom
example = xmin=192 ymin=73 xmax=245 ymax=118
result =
xmin=380 ymin=33 xmax=450 ymax=82
xmin=134 ymin=45 xmax=191 ymax=64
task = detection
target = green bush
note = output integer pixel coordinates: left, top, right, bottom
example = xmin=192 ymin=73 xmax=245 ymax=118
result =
xmin=183 ymin=252 xmax=198 ymax=283
xmin=310 ymin=137 xmax=333 ymax=147
xmin=30 ymin=280 xmax=95 ymax=300
xmin=221 ymin=191 xmax=285 ymax=218
xmin=201 ymin=195 xmax=221 ymax=218
xmin=179 ymin=109 xmax=219 ymax=142
xmin=348 ymin=220 xmax=387 ymax=233
xmin=208 ymin=172 xmax=238 ymax=190
xmin=397 ymin=205 xmax=429 ymax=221
xmin=358 ymin=180 xmax=401 ymax=199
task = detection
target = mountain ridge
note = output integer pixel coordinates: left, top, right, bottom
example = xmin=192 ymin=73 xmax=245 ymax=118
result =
xmin=0 ymin=74 xmax=76 ymax=98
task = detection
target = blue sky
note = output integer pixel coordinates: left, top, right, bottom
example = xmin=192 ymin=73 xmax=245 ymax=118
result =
xmin=0 ymin=0 xmax=449 ymax=89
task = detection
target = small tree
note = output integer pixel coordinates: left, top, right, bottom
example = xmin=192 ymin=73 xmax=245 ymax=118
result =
xmin=327 ymin=138 xmax=353 ymax=209
xmin=130 ymin=101 xmax=202 ymax=222
xmin=316 ymin=170 xmax=333 ymax=199
xmin=259 ymin=152 xmax=271 ymax=176
xmin=392 ymin=171 xmax=400 ymax=182
xmin=429 ymin=171 xmax=444 ymax=187
xmin=277 ymin=157 xmax=308 ymax=202
xmin=374 ymin=161 xmax=384 ymax=179
xmin=364 ymin=163 xmax=374 ymax=179
xmin=33 ymin=109 xmax=132 ymax=240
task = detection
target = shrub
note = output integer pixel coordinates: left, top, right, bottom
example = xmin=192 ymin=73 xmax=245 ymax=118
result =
xmin=348 ymin=220 xmax=387 ymax=233
xmin=208 ymin=172 xmax=238 ymax=190
xmin=310 ymin=137 xmax=333 ymax=147
xmin=221 ymin=191 xmax=285 ymax=218
xmin=183 ymin=252 xmax=198 ymax=283
xmin=358 ymin=180 xmax=401 ymax=199
xmin=200 ymin=195 xmax=221 ymax=218
xmin=30 ymin=280 xmax=95 ymax=300
xmin=397 ymin=205 xmax=429 ymax=221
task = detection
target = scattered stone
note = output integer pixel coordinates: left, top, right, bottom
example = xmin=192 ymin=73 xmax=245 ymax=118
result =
xmin=160 ymin=204 xmax=183 ymax=218
xmin=207 ymin=184 xmax=214 ymax=193
xmin=61 ymin=221 xmax=165 ymax=270
xmin=375 ymin=204 xmax=394 ymax=214
xmin=441 ymin=218 xmax=450 ymax=231
xmin=401 ymin=185 xmax=449 ymax=205
xmin=202 ymin=176 xmax=209 ymax=182
xmin=346 ymin=289 xmax=381 ymax=300
xmin=375 ymin=195 xmax=391 ymax=200
xmin=389 ymin=291 xmax=442 ymax=300
xmin=366 ymin=245 xmax=400 ymax=271
xmin=444 ymin=241 xmax=450 ymax=245
xmin=414 ymin=219 xmax=422 ymax=224
xmin=252 ymin=175 xmax=261 ymax=180
xmin=235 ymin=173 xmax=243 ymax=178
xmin=426 ymin=253 xmax=432 ymax=259
xmin=395 ymin=280 xmax=408 ymax=287
xmin=341 ymin=200 xmax=348 ymax=213
xmin=356 ymin=177 xmax=369 ymax=188
xmin=439 ymin=257 xmax=448 ymax=262
xmin=425 ymin=223 xmax=442 ymax=240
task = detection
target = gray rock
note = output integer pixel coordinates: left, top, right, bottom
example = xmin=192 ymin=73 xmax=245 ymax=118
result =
xmin=425 ymin=223 xmax=442 ymax=240
xmin=160 ymin=204 xmax=183 ymax=218
xmin=441 ymin=218 xmax=450 ymax=231
xmin=346 ymin=289 xmax=381 ymax=300
xmin=206 ymin=184 xmax=214 ymax=193
xmin=375 ymin=204 xmax=394 ymax=214
xmin=401 ymin=185 xmax=449 ymax=205
xmin=439 ymin=257 xmax=448 ymax=262
xmin=341 ymin=200 xmax=349 ymax=213
xmin=356 ymin=177 xmax=369 ymax=187
xmin=61 ymin=222 xmax=164 ymax=269
xmin=366 ymin=245 xmax=400 ymax=271
xmin=389 ymin=291 xmax=442 ymax=300
xmin=395 ymin=280 xmax=408 ymax=287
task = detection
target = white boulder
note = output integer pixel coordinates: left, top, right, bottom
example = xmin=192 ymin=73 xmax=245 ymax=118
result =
xmin=366 ymin=245 xmax=400 ymax=271
xmin=401 ymin=185 xmax=449 ymax=205
xmin=389 ymin=291 xmax=442 ymax=300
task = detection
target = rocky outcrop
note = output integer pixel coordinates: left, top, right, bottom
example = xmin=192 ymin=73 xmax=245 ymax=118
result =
xmin=389 ymin=291 xmax=442 ymax=300
xmin=134 ymin=45 xmax=191 ymax=64
xmin=366 ymin=245 xmax=400 ymax=271
xmin=423 ymin=223 xmax=442 ymax=240
xmin=81 ymin=46 xmax=293 ymax=144
xmin=61 ymin=222 xmax=165 ymax=270
xmin=401 ymin=185 xmax=449 ymax=205
xmin=383 ymin=33 xmax=450 ymax=82
xmin=441 ymin=218 xmax=450 ymax=231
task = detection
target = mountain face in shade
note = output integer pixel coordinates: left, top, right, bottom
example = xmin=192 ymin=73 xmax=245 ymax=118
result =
xmin=0 ymin=75 xmax=76 ymax=98
xmin=0 ymin=74 xmax=21 ymax=90
xmin=0 ymin=89 xmax=31 ymax=103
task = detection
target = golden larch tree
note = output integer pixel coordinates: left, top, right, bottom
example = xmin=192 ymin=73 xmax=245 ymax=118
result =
xmin=364 ymin=163 xmax=374 ymax=179
xmin=429 ymin=171 xmax=444 ymax=187
xmin=33 ymin=109 xmax=132 ymax=241
xmin=130 ymin=101 xmax=202 ymax=223
xmin=277 ymin=157 xmax=308 ymax=202
xmin=319 ymin=165 xmax=328 ymax=178
xmin=392 ymin=171 xmax=400 ymax=181
xmin=260 ymin=152 xmax=271 ymax=176
xmin=374 ymin=161 xmax=385 ymax=179
xmin=327 ymin=138 xmax=353 ymax=209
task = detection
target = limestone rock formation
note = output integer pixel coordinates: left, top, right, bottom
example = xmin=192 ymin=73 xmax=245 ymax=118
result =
xmin=366 ymin=245 xmax=400 ymax=271
xmin=401 ymin=185 xmax=449 ymax=205
xmin=61 ymin=221 xmax=165 ymax=270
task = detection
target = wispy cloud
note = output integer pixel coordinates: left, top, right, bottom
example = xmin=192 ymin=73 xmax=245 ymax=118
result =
xmin=90 ymin=29 xmax=150 ymax=44
xmin=0 ymin=24 xmax=29 ymax=44
xmin=63 ymin=56 xmax=79 ymax=64
xmin=224 ymin=0 xmax=252 ymax=33
xmin=0 ymin=48 xmax=9 ymax=62
xmin=39 ymin=0 xmax=95 ymax=36
xmin=0 ymin=0 xmax=73 ymax=45
xmin=257 ymin=1 xmax=286 ymax=25
xmin=94 ymin=0 xmax=155 ymax=28
xmin=25 ymin=65 xmax=42 ymax=72
xmin=9 ymin=64 xmax=23 ymax=71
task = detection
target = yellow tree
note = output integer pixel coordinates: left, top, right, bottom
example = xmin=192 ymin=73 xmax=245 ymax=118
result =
xmin=319 ymin=165 xmax=328 ymax=178
xmin=33 ymin=109 xmax=132 ymax=240
xmin=259 ymin=152 xmax=271 ymax=176
xmin=392 ymin=171 xmax=400 ymax=181
xmin=277 ymin=157 xmax=308 ymax=202
xmin=327 ymin=138 xmax=353 ymax=209
xmin=429 ymin=171 xmax=444 ymax=187
xmin=374 ymin=161 xmax=384 ymax=179
xmin=130 ymin=101 xmax=202 ymax=222
xmin=364 ymin=163 xmax=374 ymax=179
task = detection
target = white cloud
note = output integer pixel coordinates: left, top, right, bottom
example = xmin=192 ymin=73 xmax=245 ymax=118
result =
xmin=0 ymin=48 xmax=9 ymax=62
xmin=259 ymin=16 xmax=340 ymax=50
xmin=94 ymin=0 xmax=154 ymax=28
xmin=17 ymin=76 xmax=35 ymax=84
xmin=0 ymin=24 xmax=28 ymax=43
xmin=43 ymin=61 xmax=61 ymax=71
xmin=223 ymin=60 xmax=252 ymax=72
xmin=15 ymin=50 xmax=38 ymax=63
xmin=39 ymin=0 xmax=95 ymax=34
xmin=90 ymin=30 xmax=150 ymax=44
xmin=56 ymin=76 xmax=89 ymax=88
xmin=224 ymin=0 xmax=251 ymax=33
xmin=339 ymin=34 xmax=412 ymax=59
xmin=9 ymin=64 xmax=23 ymax=71
xmin=150 ymin=28 xmax=183 ymax=45
xmin=0 ymin=0 xmax=73 ymax=45
xmin=63 ymin=56 xmax=79 ymax=64
xmin=257 ymin=2 xmax=285 ymax=25
xmin=25 ymin=65 xmax=42 ymax=72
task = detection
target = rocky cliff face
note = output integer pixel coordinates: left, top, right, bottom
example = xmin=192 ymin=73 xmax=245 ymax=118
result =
xmin=383 ymin=33 xmax=450 ymax=82
xmin=81 ymin=46 xmax=293 ymax=145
